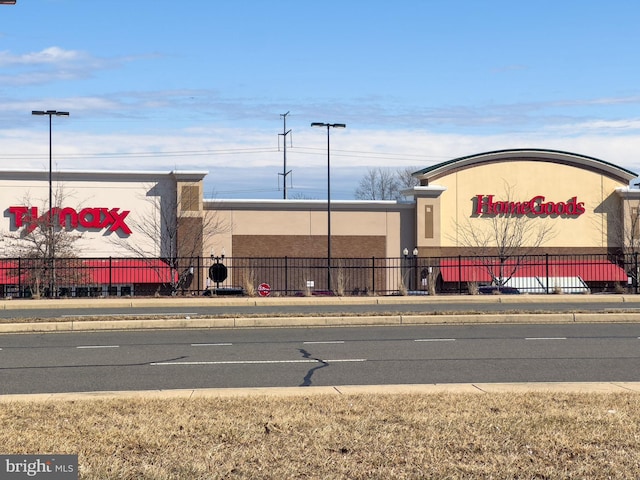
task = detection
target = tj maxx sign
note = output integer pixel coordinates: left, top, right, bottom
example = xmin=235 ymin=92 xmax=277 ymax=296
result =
xmin=8 ymin=206 xmax=132 ymax=235
xmin=474 ymin=195 xmax=586 ymax=216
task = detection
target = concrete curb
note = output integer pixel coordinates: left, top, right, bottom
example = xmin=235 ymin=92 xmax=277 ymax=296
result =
xmin=4 ymin=312 xmax=640 ymax=333
xmin=2 ymin=382 xmax=639 ymax=403
xmin=2 ymin=293 xmax=640 ymax=311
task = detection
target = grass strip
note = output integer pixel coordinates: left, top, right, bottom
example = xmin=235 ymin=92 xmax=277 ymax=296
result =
xmin=2 ymin=392 xmax=640 ymax=478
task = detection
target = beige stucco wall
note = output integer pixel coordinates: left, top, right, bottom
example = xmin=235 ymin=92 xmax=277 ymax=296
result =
xmin=430 ymin=160 xmax=626 ymax=250
xmin=229 ymin=210 xmax=394 ymax=236
xmin=205 ymin=201 xmax=412 ymax=259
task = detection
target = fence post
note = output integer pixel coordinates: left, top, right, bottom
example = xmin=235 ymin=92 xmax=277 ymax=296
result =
xmin=633 ymin=252 xmax=638 ymax=295
xmin=545 ymin=253 xmax=549 ymax=294
xmin=196 ymin=255 xmax=201 ymax=295
xmin=458 ymin=255 xmax=462 ymax=294
xmin=371 ymin=256 xmax=375 ymax=295
xmin=108 ymin=256 xmax=112 ymax=297
xmin=284 ymin=256 xmax=288 ymax=296
xmin=18 ymin=257 xmax=22 ymax=298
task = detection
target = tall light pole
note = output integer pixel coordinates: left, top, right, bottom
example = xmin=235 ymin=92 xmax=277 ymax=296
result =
xmin=32 ymin=110 xmax=69 ymax=297
xmin=311 ymin=122 xmax=346 ymax=292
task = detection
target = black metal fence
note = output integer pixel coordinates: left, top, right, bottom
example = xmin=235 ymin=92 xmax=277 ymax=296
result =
xmin=0 ymin=253 xmax=637 ymax=298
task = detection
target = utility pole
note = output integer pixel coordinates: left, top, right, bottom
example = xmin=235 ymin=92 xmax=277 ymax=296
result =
xmin=278 ymin=112 xmax=292 ymax=199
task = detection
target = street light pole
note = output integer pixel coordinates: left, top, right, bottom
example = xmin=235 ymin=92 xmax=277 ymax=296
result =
xmin=311 ymin=122 xmax=346 ymax=292
xmin=32 ymin=110 xmax=69 ymax=297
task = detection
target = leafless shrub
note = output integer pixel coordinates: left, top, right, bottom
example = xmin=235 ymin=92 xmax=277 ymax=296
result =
xmin=397 ymin=277 xmax=408 ymax=296
xmin=242 ymin=269 xmax=256 ymax=297
xmin=427 ymin=267 xmax=438 ymax=295
xmin=334 ymin=261 xmax=346 ymax=297
xmin=467 ymin=281 xmax=479 ymax=295
xmin=614 ymin=282 xmax=627 ymax=294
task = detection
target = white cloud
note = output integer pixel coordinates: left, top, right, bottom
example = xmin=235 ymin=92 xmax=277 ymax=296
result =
xmin=0 ymin=46 xmax=84 ymax=66
xmin=0 ymin=47 xmax=144 ymax=86
xmin=548 ymin=119 xmax=640 ymax=134
xmin=2 ymin=124 xmax=640 ymax=200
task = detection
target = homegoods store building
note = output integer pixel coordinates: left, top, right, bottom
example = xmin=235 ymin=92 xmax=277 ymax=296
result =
xmin=1 ymin=148 xmax=639 ymax=296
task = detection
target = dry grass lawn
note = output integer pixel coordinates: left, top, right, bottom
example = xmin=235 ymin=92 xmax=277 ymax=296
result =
xmin=2 ymin=392 xmax=640 ymax=479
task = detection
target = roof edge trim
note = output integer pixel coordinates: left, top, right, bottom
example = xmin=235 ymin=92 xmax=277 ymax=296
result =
xmin=414 ymin=148 xmax=637 ymax=184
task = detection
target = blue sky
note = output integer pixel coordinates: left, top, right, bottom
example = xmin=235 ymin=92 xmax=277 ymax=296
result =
xmin=2 ymin=0 xmax=640 ymax=199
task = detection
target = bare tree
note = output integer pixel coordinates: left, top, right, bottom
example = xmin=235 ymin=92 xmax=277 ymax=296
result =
xmin=110 ymin=182 xmax=228 ymax=295
xmin=354 ymin=166 xmax=419 ymax=200
xmin=2 ymin=189 xmax=84 ymax=297
xmin=395 ymin=166 xmax=420 ymax=192
xmin=607 ymin=198 xmax=640 ymax=255
xmin=586 ymin=191 xmax=640 ymax=255
xmin=289 ymin=192 xmax=317 ymax=200
xmin=626 ymin=207 xmax=640 ymax=253
xmin=454 ymin=182 xmax=556 ymax=288
xmin=601 ymin=196 xmax=640 ymax=290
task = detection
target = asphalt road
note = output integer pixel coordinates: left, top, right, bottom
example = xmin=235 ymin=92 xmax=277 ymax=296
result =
xmin=2 ymin=323 xmax=639 ymax=394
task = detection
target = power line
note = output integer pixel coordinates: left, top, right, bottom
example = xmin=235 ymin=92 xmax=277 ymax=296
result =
xmin=291 ymin=146 xmax=449 ymax=161
xmin=0 ymin=145 xmax=449 ymax=164
xmin=0 ymin=147 xmax=280 ymax=160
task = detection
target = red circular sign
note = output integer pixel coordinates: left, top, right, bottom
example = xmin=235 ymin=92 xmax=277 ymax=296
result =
xmin=258 ymin=283 xmax=271 ymax=297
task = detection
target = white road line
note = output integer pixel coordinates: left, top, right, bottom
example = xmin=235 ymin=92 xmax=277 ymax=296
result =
xmin=525 ymin=337 xmax=567 ymax=341
xmin=76 ymin=345 xmax=120 ymax=349
xmin=415 ymin=338 xmax=456 ymax=342
xmin=151 ymin=358 xmax=366 ymax=366
xmin=191 ymin=343 xmax=233 ymax=347
xmin=326 ymin=359 xmax=366 ymax=362
xmin=303 ymin=341 xmax=345 ymax=344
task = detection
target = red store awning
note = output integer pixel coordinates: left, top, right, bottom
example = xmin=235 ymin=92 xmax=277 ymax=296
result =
xmin=439 ymin=258 xmax=628 ymax=283
xmin=0 ymin=261 xmax=19 ymax=284
xmin=0 ymin=259 xmax=176 ymax=285
xmin=82 ymin=259 xmax=177 ymax=284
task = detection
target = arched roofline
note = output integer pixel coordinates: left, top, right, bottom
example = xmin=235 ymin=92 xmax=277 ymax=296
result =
xmin=413 ymin=148 xmax=637 ymax=185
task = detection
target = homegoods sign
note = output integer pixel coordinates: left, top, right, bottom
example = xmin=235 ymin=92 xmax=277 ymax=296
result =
xmin=474 ymin=195 xmax=585 ymax=216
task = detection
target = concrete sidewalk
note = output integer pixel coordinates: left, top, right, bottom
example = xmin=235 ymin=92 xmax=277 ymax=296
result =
xmin=2 ymin=382 xmax=640 ymax=403
xmin=3 ymin=293 xmax=640 ymax=310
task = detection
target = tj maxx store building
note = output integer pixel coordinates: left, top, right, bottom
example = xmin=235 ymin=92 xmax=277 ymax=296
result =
xmin=1 ymin=148 xmax=640 ymax=295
